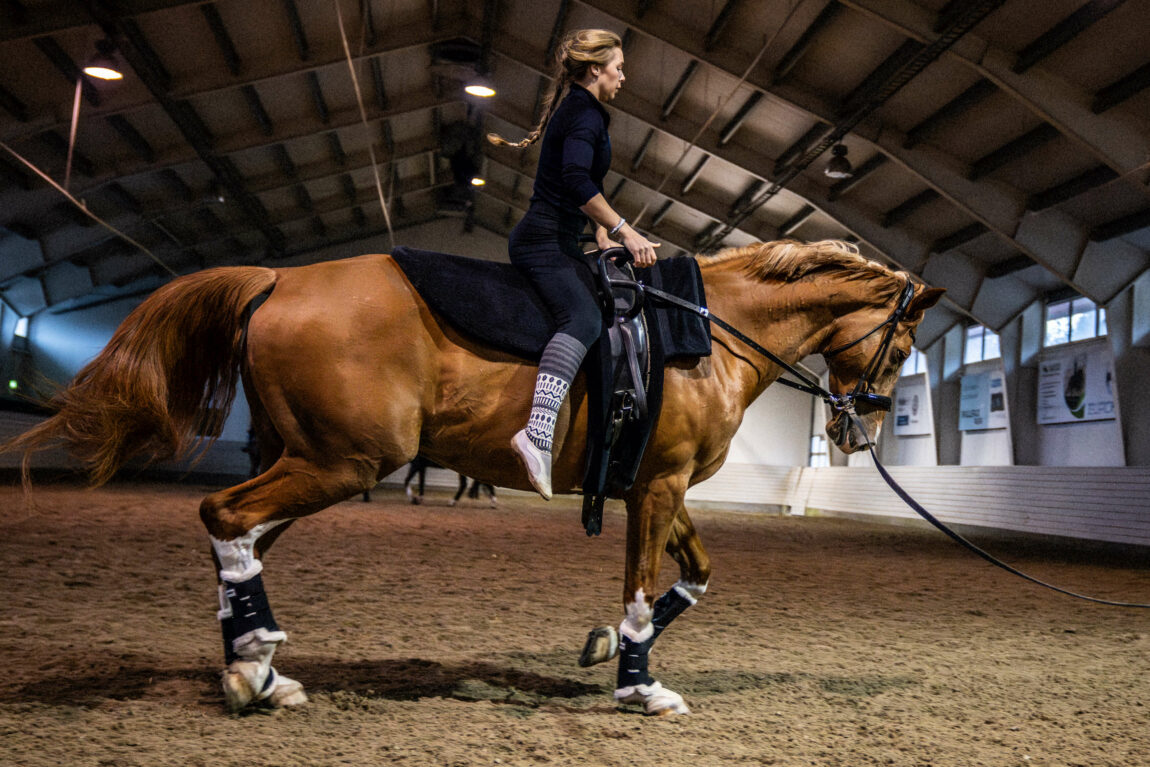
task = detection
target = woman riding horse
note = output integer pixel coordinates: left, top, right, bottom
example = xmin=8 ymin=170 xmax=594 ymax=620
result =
xmin=3 ymin=240 xmax=943 ymax=715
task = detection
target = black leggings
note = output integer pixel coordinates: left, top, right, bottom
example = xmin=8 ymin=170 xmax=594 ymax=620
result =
xmin=508 ymin=202 xmax=602 ymax=350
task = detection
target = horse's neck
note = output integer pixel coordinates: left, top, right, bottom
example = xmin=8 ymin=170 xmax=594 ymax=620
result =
xmin=702 ymin=268 xmax=834 ymax=402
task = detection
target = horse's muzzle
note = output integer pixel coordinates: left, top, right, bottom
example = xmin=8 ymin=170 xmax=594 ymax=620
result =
xmin=826 ymin=410 xmax=876 ymax=454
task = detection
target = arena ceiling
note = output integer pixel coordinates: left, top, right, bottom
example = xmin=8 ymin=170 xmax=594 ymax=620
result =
xmin=1 ymin=0 xmax=1148 ymax=350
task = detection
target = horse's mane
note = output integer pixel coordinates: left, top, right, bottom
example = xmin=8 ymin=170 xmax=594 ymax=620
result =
xmin=702 ymin=239 xmax=905 ymax=298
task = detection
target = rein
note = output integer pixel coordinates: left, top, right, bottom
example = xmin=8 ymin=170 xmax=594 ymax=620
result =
xmin=623 ymin=267 xmax=1150 ymax=610
xmin=637 ymin=281 xmax=899 ymax=415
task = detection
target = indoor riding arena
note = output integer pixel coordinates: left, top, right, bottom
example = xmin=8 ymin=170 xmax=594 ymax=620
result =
xmin=2 ymin=2 xmax=1149 ymax=766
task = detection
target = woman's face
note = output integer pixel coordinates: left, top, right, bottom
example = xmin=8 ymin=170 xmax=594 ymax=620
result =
xmin=593 ymin=47 xmax=625 ymax=102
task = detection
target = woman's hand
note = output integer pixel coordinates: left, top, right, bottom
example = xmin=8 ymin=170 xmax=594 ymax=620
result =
xmin=619 ymin=225 xmax=659 ymax=267
xmin=578 ymin=194 xmax=659 ymax=265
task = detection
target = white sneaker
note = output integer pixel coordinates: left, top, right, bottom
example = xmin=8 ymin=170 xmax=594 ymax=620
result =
xmin=511 ymin=429 xmax=552 ymax=500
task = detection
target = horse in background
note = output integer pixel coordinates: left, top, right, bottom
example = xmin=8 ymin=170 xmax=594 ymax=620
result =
xmin=4 ymin=240 xmax=943 ymax=715
xmin=403 ymin=456 xmax=497 ymax=507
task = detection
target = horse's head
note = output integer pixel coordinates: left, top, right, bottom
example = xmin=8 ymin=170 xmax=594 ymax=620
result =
xmin=705 ymin=239 xmax=945 ymax=454
xmin=820 ymin=279 xmax=945 ymax=453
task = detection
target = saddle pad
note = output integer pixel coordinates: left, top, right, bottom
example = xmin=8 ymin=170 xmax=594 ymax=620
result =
xmin=389 ymin=246 xmax=711 ymax=361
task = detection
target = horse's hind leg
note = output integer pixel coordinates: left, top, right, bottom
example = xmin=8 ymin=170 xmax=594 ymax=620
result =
xmin=201 ymin=454 xmax=379 ymax=712
xmin=450 ymin=474 xmax=467 ymax=506
xmin=209 ymin=518 xmax=302 ymax=712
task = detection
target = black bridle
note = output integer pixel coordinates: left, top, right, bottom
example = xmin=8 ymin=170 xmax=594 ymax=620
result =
xmin=632 ymin=265 xmax=915 ymax=417
xmin=820 ymin=279 xmax=917 ymax=416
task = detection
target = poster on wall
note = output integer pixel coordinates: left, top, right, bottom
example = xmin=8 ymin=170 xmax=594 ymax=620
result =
xmin=958 ymin=371 xmax=1008 ymax=431
xmin=1037 ymin=343 xmax=1116 ymax=424
xmin=893 ymin=373 xmax=931 ymax=436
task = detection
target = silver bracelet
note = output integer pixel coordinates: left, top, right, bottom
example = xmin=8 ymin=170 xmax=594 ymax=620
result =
xmin=609 ymin=217 xmax=626 ymax=237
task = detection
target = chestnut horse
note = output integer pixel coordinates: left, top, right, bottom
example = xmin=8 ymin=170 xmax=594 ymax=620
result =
xmin=7 ymin=239 xmax=943 ymax=715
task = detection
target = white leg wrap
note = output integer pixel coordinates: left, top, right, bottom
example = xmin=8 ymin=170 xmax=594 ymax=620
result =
xmin=210 ymin=520 xmax=287 ymax=582
xmin=266 ymin=671 xmax=308 ymax=708
xmin=221 ymin=627 xmax=288 ymax=712
xmin=614 ymin=681 xmax=690 ymax=715
xmin=619 ymin=589 xmax=654 ymax=643
xmin=673 ymin=580 xmax=707 ymax=604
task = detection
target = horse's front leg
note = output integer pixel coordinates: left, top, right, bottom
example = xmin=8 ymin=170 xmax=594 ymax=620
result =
xmin=580 ymin=503 xmax=711 ymax=670
xmin=603 ymin=476 xmax=705 ymax=715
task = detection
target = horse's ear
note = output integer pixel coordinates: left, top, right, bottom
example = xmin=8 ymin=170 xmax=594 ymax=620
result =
xmin=907 ymin=286 xmax=945 ymax=319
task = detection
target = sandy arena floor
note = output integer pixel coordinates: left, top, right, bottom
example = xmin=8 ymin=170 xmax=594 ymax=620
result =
xmin=1 ymin=481 xmax=1148 ymax=767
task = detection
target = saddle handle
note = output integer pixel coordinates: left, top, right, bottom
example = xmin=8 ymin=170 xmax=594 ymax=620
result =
xmin=597 ymin=245 xmax=632 ymax=266
xmin=595 ymin=248 xmax=645 ymax=321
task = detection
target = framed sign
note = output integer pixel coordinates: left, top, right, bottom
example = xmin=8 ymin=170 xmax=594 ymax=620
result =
xmin=893 ymin=373 xmax=931 ymax=436
xmin=958 ymin=371 xmax=1007 ymax=431
xmin=1037 ymin=343 xmax=1116 ymax=424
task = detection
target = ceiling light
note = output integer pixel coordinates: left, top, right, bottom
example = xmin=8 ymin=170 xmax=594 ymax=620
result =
xmin=824 ymin=144 xmax=853 ymax=179
xmin=470 ymin=176 xmax=486 ymax=186
xmin=464 ymin=76 xmax=496 ymax=98
xmin=82 ymin=40 xmax=124 ymax=81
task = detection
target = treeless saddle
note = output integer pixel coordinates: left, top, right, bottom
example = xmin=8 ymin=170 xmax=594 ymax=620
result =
xmin=389 ymin=246 xmax=710 ymax=535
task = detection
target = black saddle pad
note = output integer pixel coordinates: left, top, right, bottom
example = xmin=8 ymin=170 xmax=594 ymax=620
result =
xmin=390 ymin=246 xmax=711 ymax=361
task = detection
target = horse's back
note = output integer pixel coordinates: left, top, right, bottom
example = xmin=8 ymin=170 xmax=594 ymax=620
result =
xmin=240 ymin=253 xmax=545 ymax=486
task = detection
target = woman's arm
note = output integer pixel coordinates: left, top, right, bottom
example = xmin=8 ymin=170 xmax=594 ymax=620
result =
xmin=580 ymin=193 xmax=659 ymax=266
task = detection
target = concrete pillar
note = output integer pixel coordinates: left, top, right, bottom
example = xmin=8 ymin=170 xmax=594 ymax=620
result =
xmin=1108 ymin=281 xmax=1150 ymax=465
xmin=998 ymin=302 xmax=1042 ymax=465
xmin=928 ymin=325 xmax=963 ymax=465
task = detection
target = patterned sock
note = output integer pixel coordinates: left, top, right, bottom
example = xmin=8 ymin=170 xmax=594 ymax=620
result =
xmin=525 ymin=333 xmax=587 ymax=453
xmin=526 ymin=374 xmax=569 ymax=453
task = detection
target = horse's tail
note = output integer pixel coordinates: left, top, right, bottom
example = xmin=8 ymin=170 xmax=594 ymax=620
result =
xmin=3 ymin=266 xmax=278 ymax=487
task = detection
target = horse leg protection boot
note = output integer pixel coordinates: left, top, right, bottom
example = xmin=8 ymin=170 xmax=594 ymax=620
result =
xmin=218 ymin=571 xmax=284 ymax=665
xmin=216 ymin=567 xmax=296 ymax=711
xmin=613 ymin=586 xmax=694 ymax=689
xmin=611 ymin=586 xmax=695 ymax=715
xmin=649 ymin=585 xmax=695 ymax=642
xmin=613 ymin=632 xmax=689 ymax=715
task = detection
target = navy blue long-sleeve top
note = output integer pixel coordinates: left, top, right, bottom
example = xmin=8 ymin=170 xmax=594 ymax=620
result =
xmin=531 ymin=83 xmax=612 ymax=217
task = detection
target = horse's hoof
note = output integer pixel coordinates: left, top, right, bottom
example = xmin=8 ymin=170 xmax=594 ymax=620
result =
xmin=614 ymin=681 xmax=691 ymax=716
xmin=221 ymin=662 xmax=261 ymax=712
xmin=266 ymin=672 xmax=308 ymax=708
xmin=222 ymin=665 xmax=307 ymax=712
xmin=578 ymin=625 xmax=619 ymax=667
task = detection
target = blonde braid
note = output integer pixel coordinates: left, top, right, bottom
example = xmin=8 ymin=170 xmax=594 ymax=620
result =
xmin=487 ymin=29 xmax=621 ymax=149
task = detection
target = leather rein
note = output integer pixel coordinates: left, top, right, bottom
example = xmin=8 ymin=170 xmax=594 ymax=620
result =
xmin=604 ymin=249 xmax=1150 ymax=610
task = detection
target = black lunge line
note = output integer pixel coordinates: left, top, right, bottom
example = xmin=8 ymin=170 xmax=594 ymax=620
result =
xmin=845 ymin=410 xmax=1150 ymax=610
